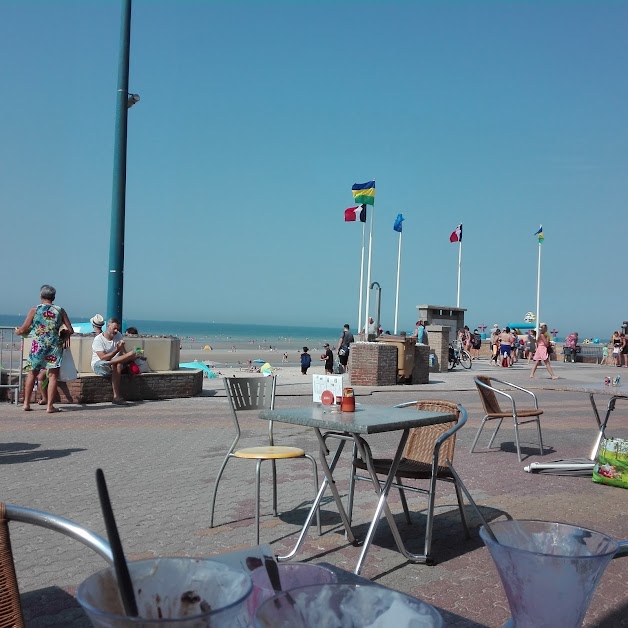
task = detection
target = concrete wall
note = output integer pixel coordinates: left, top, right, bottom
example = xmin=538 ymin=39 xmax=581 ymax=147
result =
xmin=23 ymin=335 xmax=181 ymax=373
xmin=417 ymin=305 xmax=466 ymax=346
xmin=426 ymin=325 xmax=450 ymax=373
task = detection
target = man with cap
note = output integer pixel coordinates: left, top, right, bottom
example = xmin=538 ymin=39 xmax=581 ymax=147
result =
xmin=90 ymin=314 xmax=105 ymax=335
xmin=321 ymin=343 xmax=334 ymax=374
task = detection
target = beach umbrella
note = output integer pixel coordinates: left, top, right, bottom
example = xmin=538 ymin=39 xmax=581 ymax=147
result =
xmin=253 ymin=359 xmax=265 ymax=364
xmin=260 ymin=362 xmax=272 ymax=376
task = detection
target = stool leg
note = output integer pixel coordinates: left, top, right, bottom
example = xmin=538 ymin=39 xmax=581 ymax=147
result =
xmin=255 ymin=459 xmax=262 ymax=545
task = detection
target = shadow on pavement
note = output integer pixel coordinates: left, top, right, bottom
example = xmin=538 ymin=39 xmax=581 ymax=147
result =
xmin=21 ymin=586 xmax=90 ymax=627
xmin=0 ymin=442 xmax=86 ymax=465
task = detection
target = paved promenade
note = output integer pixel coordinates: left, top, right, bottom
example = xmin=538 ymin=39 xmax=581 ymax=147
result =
xmin=1 ymin=358 xmax=627 ymax=626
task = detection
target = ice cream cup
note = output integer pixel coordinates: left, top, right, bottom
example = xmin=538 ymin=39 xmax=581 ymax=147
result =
xmin=77 ymin=557 xmax=252 ymax=627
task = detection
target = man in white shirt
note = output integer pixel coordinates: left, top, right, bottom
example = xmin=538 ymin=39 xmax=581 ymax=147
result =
xmin=91 ymin=318 xmax=137 ymax=405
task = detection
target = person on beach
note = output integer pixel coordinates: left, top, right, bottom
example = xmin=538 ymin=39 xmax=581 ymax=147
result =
xmin=300 ymin=347 xmax=312 ymax=375
xmin=413 ymin=320 xmax=427 ymax=344
xmin=321 ymin=343 xmax=334 ymax=374
xmin=564 ymin=332 xmax=578 ymax=363
xmin=525 ymin=330 xmax=537 ymax=363
xmin=498 ymin=327 xmax=514 ymax=367
xmin=90 ymin=314 xmax=105 ymax=335
xmin=91 ymin=318 xmax=138 ymax=404
xmin=530 ymin=323 xmax=558 ymax=379
xmin=337 ymin=324 xmax=355 ymax=372
xmin=611 ymin=331 xmax=622 ymax=367
xmin=15 ymin=284 xmax=74 ymax=413
xmin=471 ymin=329 xmax=481 ymax=359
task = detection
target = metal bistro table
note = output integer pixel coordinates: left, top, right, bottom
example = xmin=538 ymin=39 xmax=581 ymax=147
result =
xmin=259 ymin=403 xmax=458 ymax=575
xmin=526 ymin=386 xmax=628 ymax=474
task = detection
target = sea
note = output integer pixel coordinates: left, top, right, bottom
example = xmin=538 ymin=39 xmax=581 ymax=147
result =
xmin=0 ymin=315 xmax=345 ymax=350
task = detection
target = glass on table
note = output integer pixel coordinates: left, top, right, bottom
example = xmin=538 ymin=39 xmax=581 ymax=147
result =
xmin=480 ymin=520 xmax=620 ymax=628
xmin=253 ymin=583 xmax=443 ymax=627
xmin=76 ymin=557 xmax=252 ymax=627
xmin=248 ymin=562 xmax=336 ymax=617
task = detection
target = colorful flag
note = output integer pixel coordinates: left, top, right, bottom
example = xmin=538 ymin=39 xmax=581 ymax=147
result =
xmin=351 ymin=180 xmax=375 ymax=205
xmin=345 ymin=205 xmax=367 ymax=222
xmin=534 ymin=225 xmax=544 ymax=243
xmin=449 ymin=224 xmax=462 ymax=243
xmin=393 ymin=213 xmax=404 ymax=233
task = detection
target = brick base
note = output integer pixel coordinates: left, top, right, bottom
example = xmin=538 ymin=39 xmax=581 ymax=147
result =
xmin=349 ymin=343 xmax=397 ymax=386
xmin=20 ymin=370 xmax=203 ymax=404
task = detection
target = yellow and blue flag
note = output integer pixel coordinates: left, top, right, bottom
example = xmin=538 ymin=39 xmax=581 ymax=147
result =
xmin=534 ymin=225 xmax=544 ymax=243
xmin=352 ymin=180 xmax=375 ymax=205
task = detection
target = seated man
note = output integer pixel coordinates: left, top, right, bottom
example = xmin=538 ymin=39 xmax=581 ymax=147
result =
xmin=91 ymin=317 xmax=137 ymax=405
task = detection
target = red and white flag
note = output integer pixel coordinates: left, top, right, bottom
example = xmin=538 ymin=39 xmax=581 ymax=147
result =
xmin=345 ymin=205 xmax=367 ymax=222
xmin=449 ymin=224 xmax=463 ymax=243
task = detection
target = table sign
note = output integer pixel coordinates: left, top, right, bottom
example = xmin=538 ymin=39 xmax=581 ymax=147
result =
xmin=312 ymin=374 xmax=344 ymax=403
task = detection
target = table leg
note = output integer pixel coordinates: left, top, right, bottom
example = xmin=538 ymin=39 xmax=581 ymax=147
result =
xmin=353 ymin=430 xmax=416 ymax=575
xmin=277 ymin=429 xmax=357 ymax=562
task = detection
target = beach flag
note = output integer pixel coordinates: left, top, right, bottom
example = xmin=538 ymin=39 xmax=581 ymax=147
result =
xmin=393 ymin=213 xmax=404 ymax=233
xmin=449 ymin=224 xmax=463 ymax=243
xmin=345 ymin=205 xmax=367 ymax=222
xmin=534 ymin=225 xmax=544 ymax=243
xmin=352 ymin=180 xmax=375 ymax=205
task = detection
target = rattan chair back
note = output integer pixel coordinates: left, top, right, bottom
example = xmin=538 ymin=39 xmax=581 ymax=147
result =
xmin=475 ymin=376 xmax=503 ymax=415
xmin=0 ymin=503 xmax=24 ymax=627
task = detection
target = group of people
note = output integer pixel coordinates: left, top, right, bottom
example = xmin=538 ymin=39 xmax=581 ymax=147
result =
xmin=487 ymin=323 xmax=557 ymax=379
xmin=300 ymin=324 xmax=356 ymax=375
xmin=16 ymin=285 xmax=142 ymax=412
xmin=609 ymin=331 xmax=628 ymax=367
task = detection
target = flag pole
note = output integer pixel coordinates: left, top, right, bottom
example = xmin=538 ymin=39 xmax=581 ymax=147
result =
xmin=535 ymin=239 xmax=542 ymax=337
xmin=357 ymin=219 xmax=366 ymax=334
xmin=456 ymin=239 xmax=462 ymax=307
xmin=364 ymin=207 xmax=374 ymax=338
xmin=394 ymin=229 xmax=402 ymax=334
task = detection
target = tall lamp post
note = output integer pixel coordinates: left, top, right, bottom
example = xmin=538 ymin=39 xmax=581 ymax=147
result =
xmin=107 ymin=0 xmax=140 ymax=323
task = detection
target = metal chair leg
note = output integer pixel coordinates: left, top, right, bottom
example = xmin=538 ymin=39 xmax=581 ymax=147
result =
xmin=453 ymin=479 xmax=470 ymax=539
xmin=469 ymin=417 xmax=487 ymax=453
xmin=271 ymin=459 xmax=278 ymax=516
xmin=347 ymin=442 xmax=358 ymax=527
xmin=513 ymin=416 xmax=522 ymax=462
xmin=255 ymin=459 xmax=262 ymax=545
xmin=209 ymin=453 xmax=233 ymax=528
xmin=396 ymin=476 xmax=412 ymax=525
xmin=487 ymin=418 xmax=504 ymax=448
xmin=536 ymin=418 xmax=544 ymax=455
xmin=304 ymin=454 xmax=322 ymax=536
xmin=423 ymin=471 xmax=439 ymax=560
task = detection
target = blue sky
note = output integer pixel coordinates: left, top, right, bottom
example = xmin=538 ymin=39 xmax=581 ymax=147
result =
xmin=2 ymin=1 xmax=626 ymax=337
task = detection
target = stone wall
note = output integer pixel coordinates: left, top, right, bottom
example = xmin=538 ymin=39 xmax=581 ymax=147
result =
xmin=349 ymin=342 xmax=397 ymax=386
xmin=20 ymin=370 xmax=203 ymax=404
xmin=426 ymin=325 xmax=450 ymax=373
xmin=412 ymin=345 xmax=430 ymax=384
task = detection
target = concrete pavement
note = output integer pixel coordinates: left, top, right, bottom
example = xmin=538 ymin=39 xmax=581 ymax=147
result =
xmin=1 ymin=358 xmax=627 ymax=626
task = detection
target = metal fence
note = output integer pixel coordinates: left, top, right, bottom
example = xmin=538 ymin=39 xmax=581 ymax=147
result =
xmin=0 ymin=326 xmax=24 ymax=404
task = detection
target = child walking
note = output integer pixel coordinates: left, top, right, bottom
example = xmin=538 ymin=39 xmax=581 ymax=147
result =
xmin=300 ymin=347 xmax=312 ymax=375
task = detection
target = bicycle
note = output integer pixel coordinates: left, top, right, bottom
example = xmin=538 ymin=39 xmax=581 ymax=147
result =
xmin=448 ymin=340 xmax=472 ymax=371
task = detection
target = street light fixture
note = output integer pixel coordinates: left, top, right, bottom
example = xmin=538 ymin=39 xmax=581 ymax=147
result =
xmin=127 ymin=93 xmax=140 ymax=108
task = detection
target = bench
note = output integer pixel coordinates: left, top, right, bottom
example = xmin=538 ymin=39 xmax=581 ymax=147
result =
xmin=562 ymin=344 xmax=605 ymax=364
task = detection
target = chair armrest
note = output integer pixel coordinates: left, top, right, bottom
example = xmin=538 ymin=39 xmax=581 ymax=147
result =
xmin=491 ymin=378 xmax=539 ymax=410
xmin=435 ymin=405 xmax=467 ymax=448
xmin=476 ymin=378 xmax=517 ymax=414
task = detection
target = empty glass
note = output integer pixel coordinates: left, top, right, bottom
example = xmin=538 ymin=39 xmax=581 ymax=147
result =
xmin=480 ymin=520 xmax=620 ymax=628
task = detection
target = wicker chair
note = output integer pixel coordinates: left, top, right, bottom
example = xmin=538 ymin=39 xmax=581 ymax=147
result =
xmin=209 ymin=377 xmax=320 ymax=545
xmin=347 ymin=400 xmax=469 ymax=563
xmin=472 ymin=375 xmax=544 ymax=462
xmin=0 ymin=502 xmax=112 ymax=627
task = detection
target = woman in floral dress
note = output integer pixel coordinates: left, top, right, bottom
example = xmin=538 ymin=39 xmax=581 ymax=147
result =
xmin=15 ymin=285 xmax=73 ymax=413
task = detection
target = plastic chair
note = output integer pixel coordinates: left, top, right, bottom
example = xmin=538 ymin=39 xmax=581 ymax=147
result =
xmin=472 ymin=376 xmax=544 ymax=462
xmin=0 ymin=502 xmax=112 ymax=627
xmin=347 ymin=400 xmax=470 ymax=563
xmin=209 ymin=377 xmax=320 ymax=544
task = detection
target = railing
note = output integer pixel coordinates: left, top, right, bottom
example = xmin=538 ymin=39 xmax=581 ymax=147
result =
xmin=0 ymin=327 xmax=23 ymax=405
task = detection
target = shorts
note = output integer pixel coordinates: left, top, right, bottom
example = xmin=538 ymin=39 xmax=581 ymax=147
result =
xmin=500 ymin=345 xmax=511 ymax=356
xmin=92 ymin=360 xmax=112 ymax=376
xmin=339 ymin=351 xmax=349 ymax=366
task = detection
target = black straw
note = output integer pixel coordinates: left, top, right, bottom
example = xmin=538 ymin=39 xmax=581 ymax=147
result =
xmin=96 ymin=468 xmax=138 ymax=617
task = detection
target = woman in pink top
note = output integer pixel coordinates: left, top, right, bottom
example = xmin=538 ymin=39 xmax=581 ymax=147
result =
xmin=530 ymin=323 xmax=558 ymax=379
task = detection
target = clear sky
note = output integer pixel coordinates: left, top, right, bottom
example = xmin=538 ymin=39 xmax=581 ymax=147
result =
xmin=2 ymin=1 xmax=626 ymax=338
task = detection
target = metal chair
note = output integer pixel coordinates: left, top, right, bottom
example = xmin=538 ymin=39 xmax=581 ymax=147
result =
xmin=472 ymin=376 xmax=544 ymax=462
xmin=209 ymin=376 xmax=320 ymax=544
xmin=347 ymin=400 xmax=470 ymax=563
xmin=0 ymin=502 xmax=113 ymax=627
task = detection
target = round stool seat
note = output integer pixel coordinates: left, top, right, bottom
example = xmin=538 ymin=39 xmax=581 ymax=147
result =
xmin=234 ymin=446 xmax=305 ymax=460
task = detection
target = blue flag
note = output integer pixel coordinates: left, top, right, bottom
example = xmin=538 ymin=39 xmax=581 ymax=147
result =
xmin=393 ymin=213 xmax=404 ymax=233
